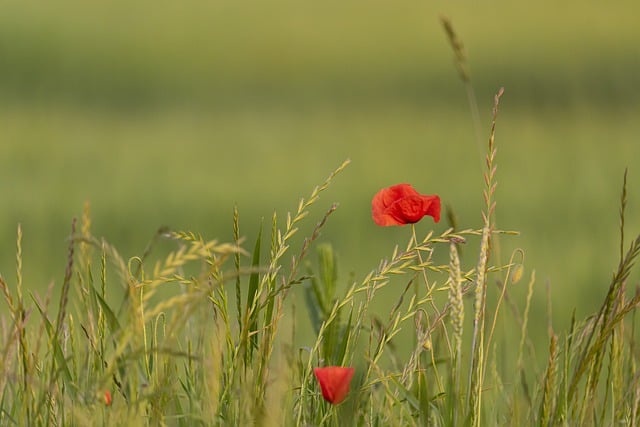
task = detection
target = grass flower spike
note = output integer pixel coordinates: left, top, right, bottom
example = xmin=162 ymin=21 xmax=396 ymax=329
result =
xmin=372 ymin=183 xmax=441 ymax=226
xmin=313 ymin=367 xmax=355 ymax=405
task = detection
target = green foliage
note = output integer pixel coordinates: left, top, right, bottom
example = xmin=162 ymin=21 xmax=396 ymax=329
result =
xmin=244 ymin=223 xmax=263 ymax=362
xmin=1 ymin=6 xmax=640 ymax=424
xmin=304 ymin=243 xmax=352 ymax=366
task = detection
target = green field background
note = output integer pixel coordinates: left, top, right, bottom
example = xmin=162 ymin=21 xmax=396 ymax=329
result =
xmin=1 ymin=0 xmax=639 ymax=344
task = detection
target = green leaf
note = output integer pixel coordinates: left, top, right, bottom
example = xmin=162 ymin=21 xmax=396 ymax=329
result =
xmin=233 ymin=204 xmax=242 ymax=331
xmin=92 ymin=286 xmax=121 ymax=335
xmin=245 ymin=222 xmax=263 ymax=360
xmin=336 ymin=307 xmax=353 ymax=365
xmin=262 ymin=215 xmax=279 ymax=347
xmin=318 ymin=244 xmax=337 ymax=310
xmin=303 ymin=279 xmax=323 ymax=335
xmin=30 ymin=293 xmax=73 ymax=383
xmin=417 ymin=361 xmax=430 ymax=423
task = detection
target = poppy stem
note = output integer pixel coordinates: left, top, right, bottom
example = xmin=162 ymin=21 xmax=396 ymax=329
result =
xmin=331 ymin=406 xmax=339 ymax=426
xmin=410 ymin=224 xmax=420 ymax=350
xmin=410 ymin=223 xmax=419 ymax=288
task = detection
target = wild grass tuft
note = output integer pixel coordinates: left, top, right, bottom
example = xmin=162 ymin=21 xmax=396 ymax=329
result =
xmin=1 ymin=103 xmax=639 ymax=427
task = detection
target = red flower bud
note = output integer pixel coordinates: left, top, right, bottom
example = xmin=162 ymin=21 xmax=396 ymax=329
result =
xmin=313 ymin=366 xmax=355 ymax=405
xmin=372 ymin=184 xmax=440 ymax=226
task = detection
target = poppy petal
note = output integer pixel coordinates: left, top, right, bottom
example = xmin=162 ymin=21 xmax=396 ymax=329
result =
xmin=372 ymin=184 xmax=440 ymax=226
xmin=313 ymin=366 xmax=355 ymax=405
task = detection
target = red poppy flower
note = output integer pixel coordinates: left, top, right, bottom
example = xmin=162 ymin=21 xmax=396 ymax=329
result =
xmin=372 ymin=184 xmax=441 ymax=226
xmin=313 ymin=366 xmax=355 ymax=405
xmin=104 ymin=390 xmax=112 ymax=406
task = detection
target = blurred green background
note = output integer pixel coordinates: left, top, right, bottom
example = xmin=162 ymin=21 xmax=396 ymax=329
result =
xmin=1 ymin=0 xmax=639 ymax=335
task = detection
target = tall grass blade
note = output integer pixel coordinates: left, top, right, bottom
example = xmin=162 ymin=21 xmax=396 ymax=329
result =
xmin=448 ymin=239 xmax=464 ymax=425
xmin=303 ymin=277 xmax=323 ymax=335
xmin=244 ymin=222 xmax=263 ymax=362
xmin=92 ymin=285 xmax=121 ymax=335
xmin=440 ymin=16 xmax=483 ymax=160
xmin=468 ymin=87 xmax=504 ymax=426
xmin=539 ymin=333 xmax=558 ymax=427
xmin=568 ymin=234 xmax=640 ymax=403
xmin=233 ymin=205 xmax=242 ymax=330
xmin=30 ymin=294 xmax=72 ymax=384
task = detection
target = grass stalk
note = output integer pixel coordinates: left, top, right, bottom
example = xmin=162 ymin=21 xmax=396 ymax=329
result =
xmin=448 ymin=240 xmax=464 ymax=425
xmin=540 ymin=333 xmax=559 ymax=426
xmin=467 ymin=87 xmax=504 ymax=426
xmin=440 ymin=16 xmax=484 ymax=157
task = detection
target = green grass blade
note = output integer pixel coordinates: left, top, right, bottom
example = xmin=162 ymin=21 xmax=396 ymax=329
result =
xmin=336 ymin=307 xmax=353 ymax=366
xmin=92 ymin=287 xmax=122 ymax=335
xmin=30 ymin=293 xmax=72 ymax=383
xmin=318 ymin=244 xmax=337 ymax=309
xmin=245 ymin=222 xmax=263 ymax=360
xmin=233 ymin=205 xmax=242 ymax=331
xmin=303 ymin=278 xmax=323 ymax=335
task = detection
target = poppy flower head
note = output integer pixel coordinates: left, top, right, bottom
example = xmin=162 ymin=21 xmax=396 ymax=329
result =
xmin=313 ymin=366 xmax=355 ymax=405
xmin=372 ymin=184 xmax=441 ymax=226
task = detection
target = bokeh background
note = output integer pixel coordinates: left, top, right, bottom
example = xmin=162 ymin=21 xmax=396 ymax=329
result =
xmin=1 ymin=0 xmax=639 ymax=339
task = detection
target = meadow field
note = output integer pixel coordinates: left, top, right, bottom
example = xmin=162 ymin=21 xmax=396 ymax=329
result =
xmin=1 ymin=1 xmax=640 ymax=425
